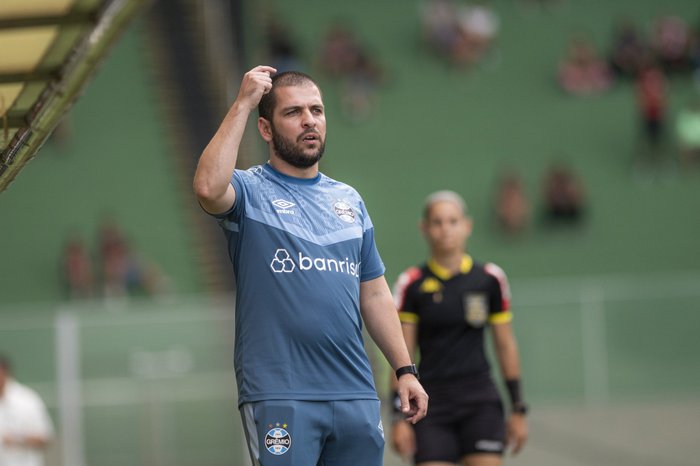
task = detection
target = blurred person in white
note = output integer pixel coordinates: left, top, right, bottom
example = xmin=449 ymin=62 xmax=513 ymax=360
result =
xmin=0 ymin=356 xmax=53 ymax=466
xmin=420 ymin=0 xmax=499 ymax=68
xmin=456 ymin=0 xmax=500 ymax=66
xmin=676 ymin=96 xmax=700 ymax=166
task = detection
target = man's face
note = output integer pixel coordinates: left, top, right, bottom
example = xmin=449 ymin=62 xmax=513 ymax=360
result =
xmin=265 ymin=84 xmax=327 ymax=169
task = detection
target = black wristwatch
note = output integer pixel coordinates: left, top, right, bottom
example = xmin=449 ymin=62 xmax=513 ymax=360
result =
xmin=512 ymin=402 xmax=529 ymax=415
xmin=395 ymin=364 xmax=419 ymax=380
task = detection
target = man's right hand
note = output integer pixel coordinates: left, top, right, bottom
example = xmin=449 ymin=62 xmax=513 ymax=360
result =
xmin=236 ymin=65 xmax=276 ymax=112
xmin=193 ymin=65 xmax=276 ymax=214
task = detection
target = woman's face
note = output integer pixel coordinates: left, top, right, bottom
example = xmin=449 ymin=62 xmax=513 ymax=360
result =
xmin=422 ymin=200 xmax=471 ymax=255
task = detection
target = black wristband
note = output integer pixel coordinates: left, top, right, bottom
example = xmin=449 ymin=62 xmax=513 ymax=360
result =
xmin=505 ymin=379 xmax=528 ymax=414
xmin=505 ymin=379 xmax=523 ymax=405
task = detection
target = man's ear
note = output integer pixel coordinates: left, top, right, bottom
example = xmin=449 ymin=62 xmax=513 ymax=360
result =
xmin=258 ymin=117 xmax=273 ymax=142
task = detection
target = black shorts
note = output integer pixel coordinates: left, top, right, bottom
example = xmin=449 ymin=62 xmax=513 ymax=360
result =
xmin=413 ymin=399 xmax=505 ymax=463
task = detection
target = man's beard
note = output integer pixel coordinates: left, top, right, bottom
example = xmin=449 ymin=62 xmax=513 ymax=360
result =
xmin=271 ymin=127 xmax=325 ymax=169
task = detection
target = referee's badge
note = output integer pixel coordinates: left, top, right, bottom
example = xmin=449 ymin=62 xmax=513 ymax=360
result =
xmin=464 ymin=293 xmax=488 ymax=327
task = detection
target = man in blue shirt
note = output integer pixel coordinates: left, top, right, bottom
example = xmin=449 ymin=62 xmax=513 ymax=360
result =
xmin=194 ymin=66 xmax=428 ymax=465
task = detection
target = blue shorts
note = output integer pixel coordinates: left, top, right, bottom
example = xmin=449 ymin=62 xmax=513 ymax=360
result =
xmin=240 ymin=399 xmax=384 ymax=465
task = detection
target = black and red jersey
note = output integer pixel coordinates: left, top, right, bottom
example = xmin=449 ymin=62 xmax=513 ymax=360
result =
xmin=393 ymin=255 xmax=512 ymax=401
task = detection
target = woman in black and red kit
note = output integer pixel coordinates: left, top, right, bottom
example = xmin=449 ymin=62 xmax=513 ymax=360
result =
xmin=390 ymin=190 xmax=528 ymax=466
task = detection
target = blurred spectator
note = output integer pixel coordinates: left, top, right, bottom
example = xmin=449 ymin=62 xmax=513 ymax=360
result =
xmin=542 ymin=162 xmax=586 ymax=225
xmin=265 ymin=18 xmax=304 ymax=73
xmin=60 ymin=233 xmax=94 ymax=300
xmin=97 ymin=218 xmax=168 ymax=300
xmin=340 ymin=49 xmax=385 ymax=121
xmin=456 ymin=0 xmax=500 ymax=66
xmin=636 ymin=62 xmax=668 ymax=163
xmin=98 ymin=218 xmax=130 ymax=298
xmin=676 ymin=96 xmax=700 ymax=167
xmin=651 ymin=15 xmax=691 ymax=74
xmin=318 ymin=21 xmax=363 ymax=78
xmin=420 ymin=0 xmax=462 ymax=64
xmin=608 ymin=19 xmax=648 ymax=79
xmin=558 ymin=36 xmax=613 ymax=96
xmin=689 ymin=28 xmax=700 ymax=87
xmin=494 ymin=170 xmax=530 ymax=235
xmin=0 ymin=355 xmax=53 ymax=466
xmin=318 ymin=22 xmax=385 ymax=121
xmin=420 ymin=0 xmax=500 ymax=68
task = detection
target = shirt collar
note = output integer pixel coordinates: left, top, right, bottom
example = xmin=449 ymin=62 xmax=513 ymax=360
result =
xmin=264 ymin=162 xmax=321 ymax=185
xmin=427 ymin=254 xmax=473 ymax=280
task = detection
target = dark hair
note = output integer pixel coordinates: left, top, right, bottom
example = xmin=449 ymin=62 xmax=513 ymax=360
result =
xmin=0 ymin=354 xmax=11 ymax=373
xmin=258 ymin=71 xmax=321 ymax=122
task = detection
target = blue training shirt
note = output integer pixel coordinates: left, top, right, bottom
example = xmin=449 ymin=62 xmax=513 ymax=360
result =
xmin=213 ymin=163 xmax=385 ymax=405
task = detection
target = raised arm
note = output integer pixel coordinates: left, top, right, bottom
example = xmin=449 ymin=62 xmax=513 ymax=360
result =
xmin=360 ymin=276 xmax=428 ymax=424
xmin=193 ymin=65 xmax=276 ymax=214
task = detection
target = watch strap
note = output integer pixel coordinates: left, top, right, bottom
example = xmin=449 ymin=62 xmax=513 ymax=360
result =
xmin=395 ymin=364 xmax=419 ymax=380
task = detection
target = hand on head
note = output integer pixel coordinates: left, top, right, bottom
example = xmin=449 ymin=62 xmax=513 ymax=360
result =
xmin=237 ymin=65 xmax=277 ymax=111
